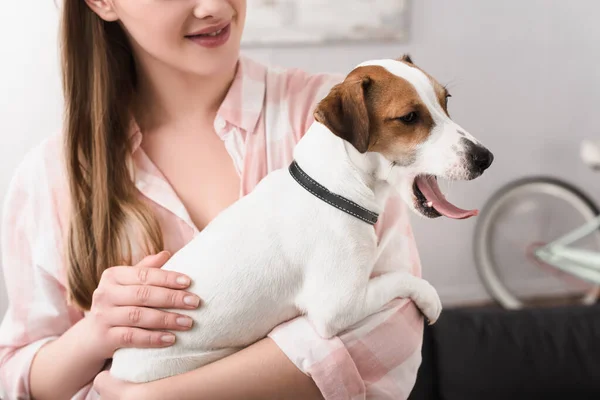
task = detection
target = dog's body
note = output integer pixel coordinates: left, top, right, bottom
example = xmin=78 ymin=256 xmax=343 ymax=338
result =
xmin=110 ymin=57 xmax=493 ymax=383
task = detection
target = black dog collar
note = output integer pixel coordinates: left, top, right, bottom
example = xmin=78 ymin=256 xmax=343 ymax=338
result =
xmin=288 ymin=160 xmax=379 ymax=225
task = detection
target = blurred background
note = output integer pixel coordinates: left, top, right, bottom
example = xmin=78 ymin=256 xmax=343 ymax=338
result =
xmin=2 ymin=0 xmax=600 ymax=314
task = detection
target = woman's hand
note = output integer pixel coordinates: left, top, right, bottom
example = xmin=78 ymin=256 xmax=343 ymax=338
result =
xmin=86 ymin=251 xmax=201 ymax=360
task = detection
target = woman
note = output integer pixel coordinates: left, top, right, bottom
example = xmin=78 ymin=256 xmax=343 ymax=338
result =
xmin=0 ymin=0 xmax=425 ymax=399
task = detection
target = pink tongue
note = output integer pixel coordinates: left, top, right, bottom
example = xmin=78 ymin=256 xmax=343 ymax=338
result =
xmin=415 ymin=175 xmax=479 ymax=219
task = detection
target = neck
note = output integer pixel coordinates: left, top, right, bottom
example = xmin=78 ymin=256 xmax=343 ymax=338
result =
xmin=293 ymin=123 xmax=395 ymax=215
xmin=132 ymin=58 xmax=238 ymax=132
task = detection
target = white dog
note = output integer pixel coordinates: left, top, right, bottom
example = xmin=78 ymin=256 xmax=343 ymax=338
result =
xmin=110 ymin=55 xmax=494 ymax=383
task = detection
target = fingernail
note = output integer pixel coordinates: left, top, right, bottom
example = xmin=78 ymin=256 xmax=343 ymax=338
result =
xmin=176 ymin=317 xmax=193 ymax=327
xmin=184 ymin=295 xmax=200 ymax=307
xmin=177 ymin=276 xmax=190 ymax=286
xmin=161 ymin=334 xmax=175 ymax=343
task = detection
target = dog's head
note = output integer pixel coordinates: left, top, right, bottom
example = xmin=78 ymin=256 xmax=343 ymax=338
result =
xmin=313 ymin=55 xmax=494 ymax=219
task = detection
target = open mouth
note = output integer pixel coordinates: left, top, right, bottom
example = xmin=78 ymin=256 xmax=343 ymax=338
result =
xmin=412 ymin=175 xmax=479 ymax=219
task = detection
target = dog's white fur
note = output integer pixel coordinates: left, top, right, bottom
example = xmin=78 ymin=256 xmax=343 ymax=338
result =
xmin=109 ymin=59 xmax=473 ymax=383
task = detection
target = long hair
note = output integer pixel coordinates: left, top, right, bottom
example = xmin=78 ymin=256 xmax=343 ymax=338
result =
xmin=60 ymin=0 xmax=163 ymax=310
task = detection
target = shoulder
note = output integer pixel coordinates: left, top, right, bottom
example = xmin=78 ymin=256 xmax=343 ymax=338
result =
xmin=241 ymin=54 xmax=343 ymax=106
xmin=243 ymin=55 xmax=344 ymax=139
xmin=1 ymin=133 xmax=71 ymax=281
xmin=3 ymin=133 xmax=69 ymax=245
xmin=264 ymin=61 xmax=343 ymax=111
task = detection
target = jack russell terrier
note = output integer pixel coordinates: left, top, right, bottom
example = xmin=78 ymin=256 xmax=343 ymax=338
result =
xmin=110 ymin=55 xmax=494 ymax=383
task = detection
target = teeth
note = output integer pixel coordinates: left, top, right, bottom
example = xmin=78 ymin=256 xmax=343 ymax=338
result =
xmin=427 ymin=201 xmax=433 ymax=207
xmin=198 ymin=29 xmax=223 ymax=37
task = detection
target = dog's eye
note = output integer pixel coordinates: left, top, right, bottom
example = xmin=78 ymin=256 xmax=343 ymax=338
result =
xmin=444 ymin=94 xmax=451 ymax=109
xmin=398 ymin=112 xmax=418 ymax=124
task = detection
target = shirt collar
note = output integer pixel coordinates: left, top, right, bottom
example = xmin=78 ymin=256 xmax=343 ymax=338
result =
xmin=214 ymin=54 xmax=267 ymax=135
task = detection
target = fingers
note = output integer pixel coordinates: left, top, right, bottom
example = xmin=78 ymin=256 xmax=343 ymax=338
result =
xmin=105 ymin=264 xmax=191 ymax=289
xmin=108 ymin=306 xmax=194 ymax=331
xmin=108 ymin=284 xmax=201 ymax=309
xmin=108 ymin=326 xmax=178 ymax=351
xmin=135 ymin=250 xmax=172 ymax=269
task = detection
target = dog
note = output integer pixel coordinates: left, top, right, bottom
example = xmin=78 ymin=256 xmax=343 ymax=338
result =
xmin=110 ymin=55 xmax=494 ymax=383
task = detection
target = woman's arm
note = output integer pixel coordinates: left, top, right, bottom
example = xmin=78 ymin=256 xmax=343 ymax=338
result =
xmin=0 ymin=143 xmax=98 ymax=400
xmin=125 ymin=337 xmax=323 ymax=400
xmin=0 ymin=144 xmax=108 ymax=400
xmin=29 ymin=251 xmax=198 ymax=400
xmin=93 ymin=338 xmax=324 ymax=400
xmin=28 ymin=318 xmax=107 ymax=399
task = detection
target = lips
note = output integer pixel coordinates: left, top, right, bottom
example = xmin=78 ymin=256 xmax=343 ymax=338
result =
xmin=185 ymin=22 xmax=231 ymax=48
xmin=186 ymin=21 xmax=231 ymax=37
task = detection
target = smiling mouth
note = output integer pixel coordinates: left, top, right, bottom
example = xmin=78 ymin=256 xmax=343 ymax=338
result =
xmin=192 ymin=28 xmax=225 ymax=37
xmin=185 ymin=23 xmax=231 ymax=39
xmin=412 ymin=175 xmax=479 ymax=219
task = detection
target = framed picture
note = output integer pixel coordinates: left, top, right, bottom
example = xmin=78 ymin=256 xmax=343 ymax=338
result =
xmin=242 ymin=0 xmax=410 ymax=46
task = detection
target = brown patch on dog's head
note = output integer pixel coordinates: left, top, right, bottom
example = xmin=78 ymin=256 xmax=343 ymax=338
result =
xmin=313 ymin=76 xmax=372 ymax=153
xmin=314 ymin=64 xmax=436 ymax=165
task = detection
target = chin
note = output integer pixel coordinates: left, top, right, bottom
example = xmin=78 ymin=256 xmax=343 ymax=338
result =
xmin=189 ymin=53 xmax=238 ymax=78
xmin=184 ymin=39 xmax=241 ymax=75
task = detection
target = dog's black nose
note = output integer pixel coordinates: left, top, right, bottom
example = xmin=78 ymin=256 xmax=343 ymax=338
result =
xmin=461 ymin=139 xmax=494 ymax=173
xmin=471 ymin=146 xmax=494 ymax=171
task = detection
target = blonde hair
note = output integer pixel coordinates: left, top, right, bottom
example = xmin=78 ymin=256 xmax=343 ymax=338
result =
xmin=60 ymin=0 xmax=163 ymax=310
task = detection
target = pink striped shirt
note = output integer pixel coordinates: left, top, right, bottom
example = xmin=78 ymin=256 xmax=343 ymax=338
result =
xmin=0 ymin=55 xmax=424 ymax=400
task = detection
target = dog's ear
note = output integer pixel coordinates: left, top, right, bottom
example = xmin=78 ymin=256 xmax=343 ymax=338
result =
xmin=398 ymin=54 xmax=414 ymax=64
xmin=313 ymin=76 xmax=371 ymax=153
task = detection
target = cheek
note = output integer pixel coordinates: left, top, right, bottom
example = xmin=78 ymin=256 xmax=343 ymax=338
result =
xmin=116 ymin=3 xmax=186 ymax=48
xmin=229 ymin=0 xmax=247 ymax=40
xmin=234 ymin=0 xmax=247 ymax=19
xmin=371 ymin=125 xmax=431 ymax=165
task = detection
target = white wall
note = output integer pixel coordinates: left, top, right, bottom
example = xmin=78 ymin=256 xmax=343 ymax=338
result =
xmin=1 ymin=0 xmax=600 ymax=316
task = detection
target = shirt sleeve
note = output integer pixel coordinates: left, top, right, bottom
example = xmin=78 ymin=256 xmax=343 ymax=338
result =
xmin=0 ymin=140 xmax=97 ymax=400
xmin=267 ymin=72 xmax=425 ymax=400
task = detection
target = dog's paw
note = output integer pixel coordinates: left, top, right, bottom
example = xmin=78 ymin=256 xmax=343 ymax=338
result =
xmin=411 ymin=279 xmax=442 ymax=325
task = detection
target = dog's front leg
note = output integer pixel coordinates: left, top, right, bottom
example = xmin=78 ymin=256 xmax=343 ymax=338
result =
xmin=363 ymin=272 xmax=442 ymax=324
xmin=310 ymin=272 xmax=442 ymax=339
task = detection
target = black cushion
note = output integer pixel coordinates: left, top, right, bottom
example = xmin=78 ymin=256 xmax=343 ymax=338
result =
xmin=431 ymin=304 xmax=600 ymax=400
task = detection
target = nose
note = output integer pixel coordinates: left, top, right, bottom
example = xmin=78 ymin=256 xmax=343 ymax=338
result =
xmin=470 ymin=145 xmax=494 ymax=171
xmin=193 ymin=0 xmax=230 ymax=20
